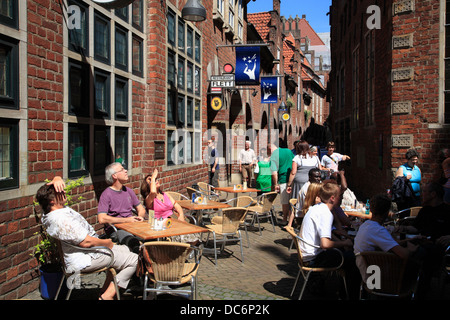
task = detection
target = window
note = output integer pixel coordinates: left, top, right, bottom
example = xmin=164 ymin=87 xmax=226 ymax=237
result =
xmin=167 ymin=10 xmax=176 ymax=46
xmin=195 ymin=34 xmax=201 ymax=63
xmin=0 ymin=119 xmax=18 ymax=190
xmin=115 ymin=77 xmax=128 ymax=120
xmin=68 ymin=0 xmax=88 ymax=55
xmin=365 ymin=31 xmax=375 ymax=125
xmin=115 ymin=25 xmax=128 ymax=71
xmin=178 ymin=18 xmax=185 ymax=52
xmin=68 ymin=60 xmax=89 ymax=116
xmin=0 ymin=0 xmax=17 ymax=29
xmin=115 ymin=127 xmax=128 ymax=168
xmin=68 ymin=124 xmax=89 ymax=178
xmin=94 ymin=12 xmax=110 ymax=63
xmin=132 ymin=36 xmax=143 ymax=76
xmin=0 ymin=36 xmax=18 ymax=110
xmin=132 ymin=0 xmax=143 ymax=31
xmin=115 ymin=6 xmax=128 ymax=23
xmin=166 ymin=7 xmax=202 ymax=166
xmin=217 ymin=0 xmax=224 ymax=16
xmin=187 ymin=26 xmax=193 ymax=58
xmin=178 ymin=57 xmax=185 ymax=89
xmin=94 ymin=69 xmax=110 ymax=118
xmin=94 ymin=126 xmax=112 ymax=175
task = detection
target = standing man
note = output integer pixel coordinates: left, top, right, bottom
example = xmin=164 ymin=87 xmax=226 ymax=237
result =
xmin=207 ymin=139 xmax=219 ymax=187
xmin=239 ymin=140 xmax=257 ymax=187
xmin=320 ymin=141 xmax=350 ymax=172
xmin=269 ymin=141 xmax=294 ymax=226
xmin=98 ymin=162 xmax=146 ymax=253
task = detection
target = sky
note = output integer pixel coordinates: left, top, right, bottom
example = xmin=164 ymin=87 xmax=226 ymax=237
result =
xmin=247 ymin=0 xmax=332 ymax=34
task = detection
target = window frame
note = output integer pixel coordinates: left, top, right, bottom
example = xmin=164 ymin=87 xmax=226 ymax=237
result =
xmin=0 ymin=35 xmax=19 ymax=110
xmin=0 ymin=118 xmax=19 ymax=191
xmin=0 ymin=0 xmax=18 ymax=29
xmin=94 ymin=11 xmax=111 ymax=64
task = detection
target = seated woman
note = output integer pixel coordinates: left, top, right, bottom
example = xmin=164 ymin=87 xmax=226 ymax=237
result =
xmin=140 ymin=169 xmax=198 ymax=243
xmin=36 ymin=177 xmax=138 ymax=300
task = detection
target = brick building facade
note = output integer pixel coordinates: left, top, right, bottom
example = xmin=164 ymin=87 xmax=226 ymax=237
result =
xmin=329 ymin=0 xmax=450 ymax=200
xmin=0 ymin=0 xmax=328 ymax=299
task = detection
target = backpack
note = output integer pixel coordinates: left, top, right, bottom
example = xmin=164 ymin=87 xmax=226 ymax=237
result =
xmin=391 ymin=176 xmax=416 ymax=211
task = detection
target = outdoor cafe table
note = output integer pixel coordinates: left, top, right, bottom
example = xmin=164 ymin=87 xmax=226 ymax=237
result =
xmin=176 ymin=199 xmax=231 ymax=225
xmin=214 ymin=186 xmax=259 ymax=194
xmin=115 ymin=219 xmax=209 ymax=241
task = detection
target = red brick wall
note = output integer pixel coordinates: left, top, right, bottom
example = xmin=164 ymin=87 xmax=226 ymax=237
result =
xmin=330 ymin=0 xmax=450 ymax=200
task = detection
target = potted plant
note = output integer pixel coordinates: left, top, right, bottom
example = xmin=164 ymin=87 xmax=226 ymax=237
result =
xmin=286 ymin=98 xmax=294 ymax=109
xmin=32 ymin=177 xmax=84 ymax=299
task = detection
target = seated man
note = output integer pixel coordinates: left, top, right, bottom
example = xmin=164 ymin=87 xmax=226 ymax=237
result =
xmin=400 ymin=182 xmax=450 ymax=241
xmin=36 ymin=178 xmax=138 ymax=300
xmin=98 ymin=162 xmax=146 ymax=253
xmin=299 ymin=183 xmax=360 ymax=298
xmin=354 ymin=194 xmax=417 ymax=282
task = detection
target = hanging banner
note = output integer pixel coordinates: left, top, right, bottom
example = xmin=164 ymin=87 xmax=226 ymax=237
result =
xmin=235 ymin=46 xmax=260 ymax=86
xmin=260 ymin=76 xmax=278 ymax=103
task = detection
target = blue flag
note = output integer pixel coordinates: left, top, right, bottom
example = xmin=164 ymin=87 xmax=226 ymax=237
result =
xmin=260 ymin=76 xmax=278 ymax=103
xmin=235 ymin=46 xmax=260 ymax=85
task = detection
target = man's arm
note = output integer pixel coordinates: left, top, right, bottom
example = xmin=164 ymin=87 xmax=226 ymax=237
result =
xmin=79 ymin=234 xmax=114 ymax=249
xmin=320 ymin=237 xmax=352 ymax=249
xmin=98 ymin=212 xmax=141 ymax=225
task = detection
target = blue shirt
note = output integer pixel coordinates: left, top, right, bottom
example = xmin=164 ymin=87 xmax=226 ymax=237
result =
xmin=400 ymin=163 xmax=421 ymax=196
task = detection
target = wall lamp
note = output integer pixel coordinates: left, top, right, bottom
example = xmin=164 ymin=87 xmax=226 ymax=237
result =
xmin=182 ymin=0 xmax=206 ymax=22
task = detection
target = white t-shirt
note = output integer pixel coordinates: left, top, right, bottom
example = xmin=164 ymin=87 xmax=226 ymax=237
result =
xmin=353 ymin=220 xmax=400 ymax=281
xmin=42 ymin=207 xmax=105 ymax=273
xmin=239 ymin=148 xmax=256 ymax=164
xmin=299 ymin=203 xmax=334 ymax=261
xmin=293 ymin=154 xmax=320 ymax=167
xmin=353 ymin=220 xmax=399 ymax=255
xmin=320 ymin=153 xmax=343 ymax=171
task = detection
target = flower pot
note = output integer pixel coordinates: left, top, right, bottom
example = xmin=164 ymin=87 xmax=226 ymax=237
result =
xmin=39 ymin=265 xmax=67 ymax=300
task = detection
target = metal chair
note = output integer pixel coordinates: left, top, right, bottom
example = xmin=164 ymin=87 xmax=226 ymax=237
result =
xmin=141 ymin=241 xmax=202 ymax=300
xmin=204 ymin=207 xmax=248 ymax=265
xmin=212 ymin=196 xmax=255 ymax=247
xmin=285 ymin=226 xmax=348 ymax=300
xmin=54 ymin=239 xmax=120 ymax=300
xmin=247 ymin=191 xmax=278 ymax=235
xmin=197 ymin=182 xmax=221 ymax=201
xmin=356 ymin=251 xmax=420 ymax=299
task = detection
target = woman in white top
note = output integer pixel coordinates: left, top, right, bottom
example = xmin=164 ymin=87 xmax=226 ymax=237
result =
xmin=287 ymin=141 xmax=322 ymax=200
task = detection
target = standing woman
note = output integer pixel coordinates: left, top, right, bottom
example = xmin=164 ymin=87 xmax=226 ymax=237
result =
xmin=287 ymin=140 xmax=321 ymax=201
xmin=395 ymin=149 xmax=422 ymax=206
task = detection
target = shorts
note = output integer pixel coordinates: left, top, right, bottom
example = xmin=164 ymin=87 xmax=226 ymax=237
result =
xmin=279 ymin=183 xmax=290 ymax=205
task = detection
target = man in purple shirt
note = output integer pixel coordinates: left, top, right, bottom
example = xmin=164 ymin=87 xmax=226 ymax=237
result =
xmin=98 ymin=162 xmax=145 ymax=252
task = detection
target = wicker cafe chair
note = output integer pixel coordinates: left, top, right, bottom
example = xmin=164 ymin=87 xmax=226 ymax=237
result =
xmin=212 ymin=196 xmax=255 ymax=248
xmin=197 ymin=182 xmax=221 ymax=201
xmin=205 ymin=207 xmax=248 ymax=265
xmin=165 ymin=191 xmax=189 ymax=201
xmin=142 ymin=241 xmax=202 ymax=300
xmin=54 ymin=239 xmax=120 ymax=300
xmin=285 ymin=226 xmax=348 ymax=300
xmin=356 ymin=251 xmax=419 ymax=299
xmin=247 ymin=191 xmax=278 ymax=235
